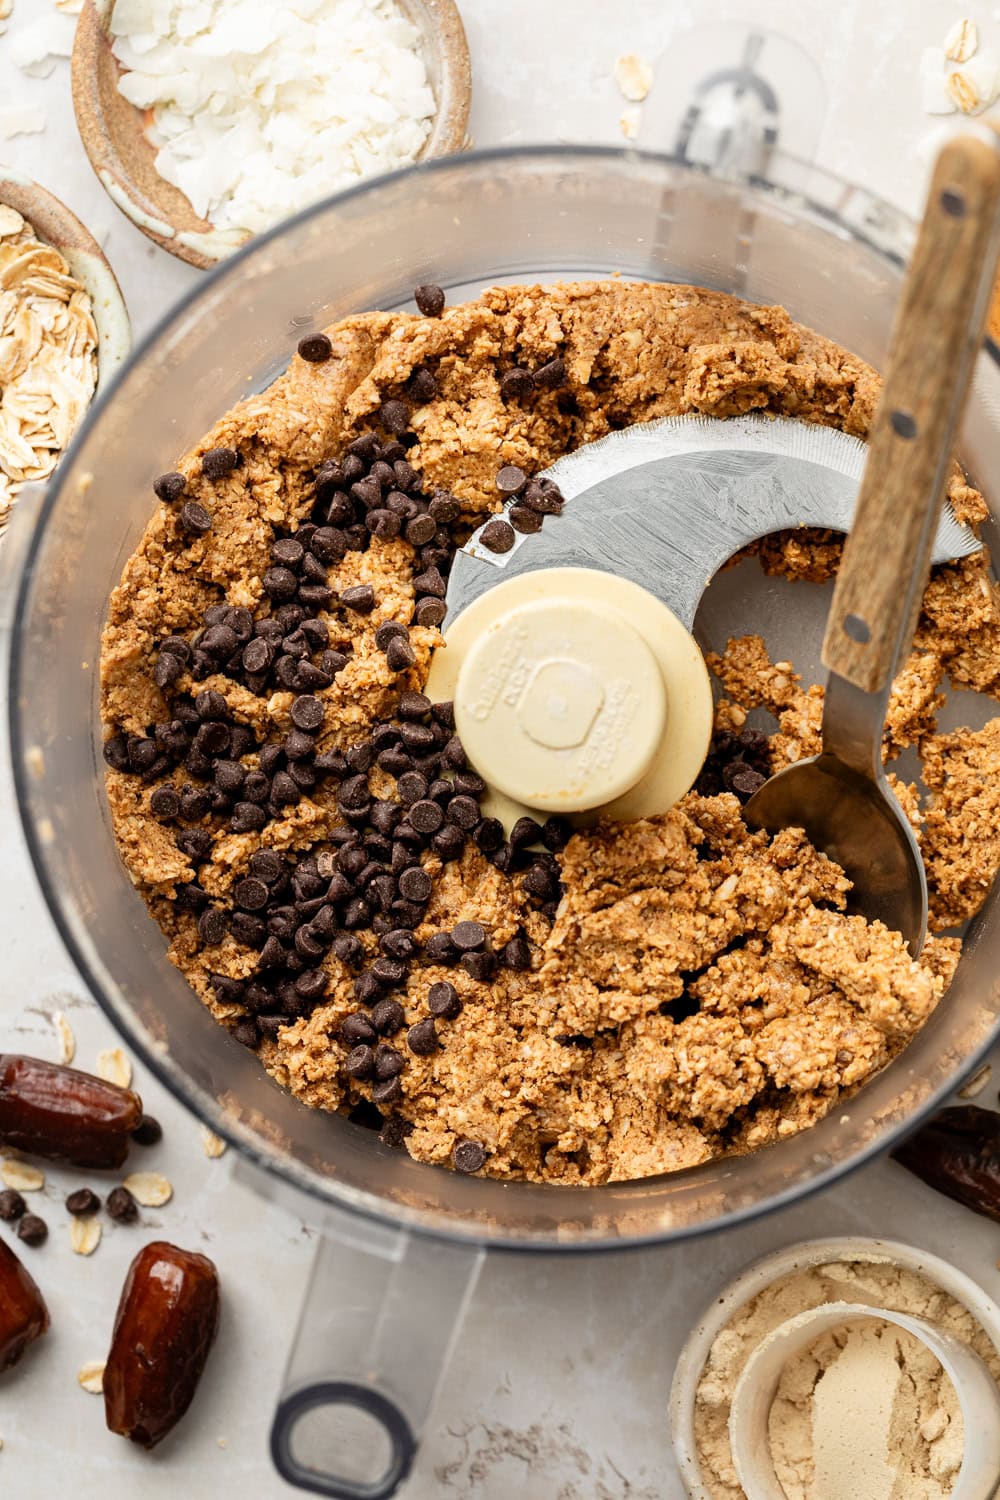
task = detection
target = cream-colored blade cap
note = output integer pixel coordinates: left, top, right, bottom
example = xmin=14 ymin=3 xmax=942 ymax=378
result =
xmin=425 ymin=566 xmax=713 ymax=826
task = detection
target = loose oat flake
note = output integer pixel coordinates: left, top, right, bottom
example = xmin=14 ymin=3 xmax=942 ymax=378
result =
xmin=70 ymin=1216 xmax=102 ymax=1256
xmin=0 ymin=1159 xmax=43 ymax=1191
xmin=614 ymin=53 xmax=653 ymax=103
xmin=201 ymin=1127 xmax=227 ymax=1159
xmin=945 ymin=18 xmax=978 ymax=63
xmin=77 ymin=1361 xmax=105 ymax=1393
xmin=96 ymin=1047 xmax=132 ymax=1089
xmin=947 ymin=69 xmax=980 ymax=111
xmin=0 ymin=211 xmax=98 ymax=537
xmin=53 ymin=1010 xmax=75 ymax=1065
xmin=123 ymin=1171 xmax=173 ymax=1206
xmin=958 ymin=1062 xmax=992 ymax=1098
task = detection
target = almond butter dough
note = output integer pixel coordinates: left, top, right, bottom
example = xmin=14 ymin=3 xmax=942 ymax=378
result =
xmin=100 ymin=280 xmax=995 ymax=1183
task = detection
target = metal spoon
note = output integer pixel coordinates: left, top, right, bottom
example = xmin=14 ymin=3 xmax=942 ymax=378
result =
xmin=744 ymin=129 xmax=1000 ymax=955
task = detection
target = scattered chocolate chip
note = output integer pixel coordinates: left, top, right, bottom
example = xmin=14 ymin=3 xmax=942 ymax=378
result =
xmin=500 ymin=367 xmax=534 ymax=401
xmin=410 ymin=798 xmax=444 ymax=834
xmin=234 ymin=876 xmax=270 ymax=911
xmin=427 ymin=981 xmax=461 ymax=1019
xmin=473 ymin=817 xmax=504 ymax=854
xmin=423 ymin=932 xmax=458 ymax=965
xmin=231 ymin=801 xmax=268 ymax=833
xmin=290 ymin=694 xmax=324 ymax=732
xmin=374 ymin=1044 xmax=404 ymax=1080
xmin=371 ymin=998 xmax=405 ymax=1036
xmin=153 ymin=652 xmax=184 ymax=689
xmin=341 ymin=584 xmax=376 ymax=614
xmin=500 ymin=935 xmax=532 ymax=971
xmin=408 ymin=366 xmax=438 ymax=402
xmin=432 ymin=824 xmax=465 ymax=861
xmin=106 ymin=1185 xmax=139 ymax=1223
xmin=510 ymin=816 xmax=543 ymax=850
xmin=372 ymin=1075 xmax=403 ymax=1106
xmin=153 ymin=471 xmax=186 ymax=504
xmin=480 ymin=518 xmax=515 ymax=554
xmin=66 ymin=1187 xmax=101 ymax=1217
xmin=202 ymin=446 xmax=240 ymax=479
xmin=197 ymin=908 xmax=227 ymax=946
xmin=509 ymin=504 xmax=542 ymax=534
xmin=341 ymin=1013 xmax=378 ymax=1046
xmin=407 ymin=1018 xmax=438 ymax=1056
xmin=233 ymin=1017 xmax=262 ymax=1048
xmin=414 ymin=283 xmax=445 ymax=317
xmin=446 ymin=795 xmax=479 ymax=831
xmin=150 ymin=786 xmax=181 ymax=821
xmin=345 ymin=1045 xmax=375 ymax=1081
xmin=17 ymin=1213 xmax=47 ymax=1246
xmin=452 ymin=920 xmax=485 ymax=952
xmin=533 ymin=356 xmax=566 ymax=390
xmin=414 ymin=597 xmax=447 ymax=627
xmin=452 ymin=1140 xmax=487 ymax=1174
xmin=379 ymin=1115 xmax=414 ymax=1149
xmin=132 ymin=1114 xmax=162 ymax=1147
xmin=386 ymin=635 xmax=416 ymax=673
xmin=380 ymin=399 xmax=410 ymax=436
xmin=522 ymin=478 xmax=565 ymax=515
xmin=298 ymin=333 xmax=332 ymax=363
xmin=496 ymin=464 xmax=526 ymax=495
xmin=413 ymin=565 xmax=446 ymax=598
xmin=0 ymin=1188 xmax=26 ymax=1221
xmin=180 ymin=501 xmax=212 ymax=536
xmin=398 ymin=866 xmax=432 ymax=902
xmin=462 ymin=949 xmax=496 ymax=982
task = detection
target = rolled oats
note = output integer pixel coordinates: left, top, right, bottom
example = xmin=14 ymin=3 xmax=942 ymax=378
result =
xmin=946 ymin=69 xmax=979 ymax=112
xmin=53 ymin=1010 xmax=75 ymax=1065
xmin=0 ymin=211 xmax=97 ymax=537
xmin=70 ymin=1216 xmax=102 ymax=1256
xmin=944 ymin=18 xmax=978 ymax=63
xmin=77 ymin=1361 xmax=106 ymax=1393
xmin=96 ymin=1047 xmax=133 ymax=1089
xmin=122 ymin=1170 xmax=173 ymax=1206
xmin=200 ymin=1127 xmax=228 ymax=1159
xmin=613 ymin=52 xmax=653 ymax=103
xmin=0 ymin=1158 xmax=43 ymax=1191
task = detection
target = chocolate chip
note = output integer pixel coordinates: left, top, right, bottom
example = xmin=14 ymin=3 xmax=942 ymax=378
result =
xmin=234 ymin=876 xmax=270 ymax=911
xmin=410 ymin=798 xmax=443 ymax=834
xmin=395 ymin=772 xmax=426 ymax=806
xmin=542 ymin=816 xmax=571 ymax=851
xmin=374 ymin=1043 xmax=404 ymax=1079
xmin=510 ymin=816 xmax=543 ymax=850
xmin=345 ymin=1044 xmax=375 ymax=1080
xmin=354 ymin=969 xmax=382 ymax=1006
xmin=230 ymin=911 xmax=267 ymax=947
xmin=176 ymin=882 xmax=209 ymax=912
xmin=427 ymin=982 xmax=461 ymax=1021
xmin=106 ymin=1185 xmax=139 ymax=1223
xmin=180 ymin=501 xmax=212 ymax=536
xmin=414 ymin=597 xmax=447 ymax=627
xmin=180 ymin=786 xmax=212 ymax=821
xmin=523 ymin=478 xmax=564 ymax=515
xmin=153 ymin=651 xmax=185 ymax=689
xmin=272 ymin=537 xmax=305 ymax=570
xmin=371 ymin=997 xmax=405 ymax=1035
xmin=404 ymin=513 xmax=437 ymax=547
xmin=500 ymin=935 xmax=532 ymax=971
xmin=381 ymin=928 xmax=418 ymax=960
xmin=509 ymin=505 xmax=542 ymax=534
xmin=379 ymin=399 xmax=410 ymax=436
xmin=534 ymin=356 xmax=566 ymax=390
xmin=432 ymin=824 xmax=465 ymax=861
xmin=452 ymin=1140 xmax=487 ymax=1174
xmin=337 ymin=774 xmax=370 ymax=812
xmin=372 ymin=955 xmax=408 ymax=986
xmin=372 ymin=1075 xmax=402 ymax=1106
xmin=341 ymin=584 xmax=376 ymax=614
xmin=379 ymin=1115 xmax=414 ymax=1149
xmin=423 ymin=931 xmax=458 ymax=964
xmin=263 ymin=566 xmax=299 ymax=602
xmin=730 ymin=767 xmax=767 ymax=798
xmin=407 ymin=1018 xmax=438 ymax=1056
xmin=295 ymin=969 xmax=328 ymax=1000
xmin=311 ymin=527 xmax=348 ymax=564
xmin=298 ymin=332 xmax=332 ymax=362
xmin=298 ymin=582 xmax=335 ymax=610
xmin=408 ymin=366 xmax=438 ymax=402
xmin=414 ymin=283 xmax=445 ymax=317
xmin=447 ymin=795 xmax=479 ymax=831
xmin=210 ymin=974 xmax=246 ymax=1004
xmin=66 ymin=1187 xmax=101 ymax=1217
xmin=0 ymin=1188 xmax=26 ymax=1221
xmin=386 ymin=635 xmax=416 ymax=672
xmin=197 ymin=907 xmax=226 ymax=945
xmin=17 ymin=1213 xmax=47 ymax=1246
xmin=202 ymin=446 xmax=239 ymax=479
xmin=480 ymin=518 xmax=515 ymax=553
xmin=452 ymin=920 xmax=485 ymax=952
xmin=398 ymin=866 xmax=432 ymax=902
xmin=290 ymin=695 xmax=324 ymax=731
xmin=131 ymin=1114 xmax=163 ymax=1147
xmin=500 ymin=367 xmax=534 ymax=401
xmin=341 ymin=1013 xmax=377 ymax=1047
xmin=496 ymin=464 xmax=526 ymax=495
xmin=367 ymin=508 xmax=401 ymax=540
xmin=154 ymin=471 xmax=186 ymax=503
xmin=343 ymin=896 xmax=372 ymax=928
xmin=149 ymin=785 xmax=181 ymax=821
xmin=523 ymin=863 xmax=557 ymax=899
xmin=413 ymin=565 xmax=446 ymax=598
xmin=231 ymin=801 xmax=268 ymax=833
xmin=462 ymin=949 xmax=496 ymax=982
xmin=428 ymin=492 xmax=460 ymax=524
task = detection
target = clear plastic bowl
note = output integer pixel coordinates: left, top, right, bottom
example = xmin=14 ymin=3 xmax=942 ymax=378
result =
xmin=8 ymin=147 xmax=1000 ymax=1252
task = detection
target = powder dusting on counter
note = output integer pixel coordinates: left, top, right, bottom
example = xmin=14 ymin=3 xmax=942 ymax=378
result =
xmin=693 ymin=1256 xmax=1000 ymax=1500
xmin=769 ymin=1319 xmax=963 ymax=1500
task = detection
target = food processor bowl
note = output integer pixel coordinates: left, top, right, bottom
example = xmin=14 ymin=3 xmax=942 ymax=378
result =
xmin=6 ymin=147 xmax=1000 ymax=1496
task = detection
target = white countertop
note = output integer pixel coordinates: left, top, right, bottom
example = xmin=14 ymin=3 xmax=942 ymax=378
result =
xmin=2 ymin=1 xmax=1000 ymax=1496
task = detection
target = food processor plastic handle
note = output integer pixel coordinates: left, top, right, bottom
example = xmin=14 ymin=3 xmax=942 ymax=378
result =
xmin=269 ymin=1211 xmax=483 ymax=1499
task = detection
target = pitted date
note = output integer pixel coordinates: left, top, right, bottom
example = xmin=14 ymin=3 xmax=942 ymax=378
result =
xmin=892 ymin=1105 xmax=1000 ymax=1223
xmin=0 ymin=1054 xmax=143 ymax=1169
xmin=104 ymin=1241 xmax=220 ymax=1448
xmin=0 ymin=1235 xmax=49 ymax=1371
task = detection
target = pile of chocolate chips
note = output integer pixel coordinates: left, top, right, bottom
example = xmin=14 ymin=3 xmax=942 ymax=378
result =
xmin=695 ymin=725 xmax=772 ymax=802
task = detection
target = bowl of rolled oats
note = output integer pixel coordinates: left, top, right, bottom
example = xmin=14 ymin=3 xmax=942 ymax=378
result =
xmin=0 ymin=167 xmax=130 ymax=540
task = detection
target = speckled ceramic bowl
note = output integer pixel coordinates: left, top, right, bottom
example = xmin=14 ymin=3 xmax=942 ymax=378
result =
xmin=71 ymin=0 xmax=472 ymax=271
xmin=0 ymin=166 xmax=131 ymax=386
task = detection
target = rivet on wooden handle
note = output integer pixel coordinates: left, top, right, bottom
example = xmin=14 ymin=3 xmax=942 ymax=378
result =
xmin=823 ymin=131 xmax=1000 ymax=695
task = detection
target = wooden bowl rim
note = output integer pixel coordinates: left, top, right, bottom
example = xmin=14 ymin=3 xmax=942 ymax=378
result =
xmin=0 ymin=166 xmax=131 ymax=386
xmin=72 ymin=0 xmax=472 ymax=272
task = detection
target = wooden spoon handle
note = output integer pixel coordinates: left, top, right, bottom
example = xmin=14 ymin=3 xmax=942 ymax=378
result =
xmin=823 ymin=130 xmax=1000 ymax=692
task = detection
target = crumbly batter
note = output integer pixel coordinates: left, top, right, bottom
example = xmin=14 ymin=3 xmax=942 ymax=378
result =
xmin=694 ymin=1255 xmax=999 ymax=1500
xmin=100 ymin=280 xmax=998 ymax=1183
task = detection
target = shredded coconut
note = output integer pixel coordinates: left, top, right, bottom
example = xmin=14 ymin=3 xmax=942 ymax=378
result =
xmin=109 ymin=0 xmax=436 ymax=235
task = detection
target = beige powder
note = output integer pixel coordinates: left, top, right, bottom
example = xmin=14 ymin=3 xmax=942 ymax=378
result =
xmin=769 ymin=1319 xmax=963 ymax=1500
xmin=693 ymin=1256 xmax=1000 ymax=1500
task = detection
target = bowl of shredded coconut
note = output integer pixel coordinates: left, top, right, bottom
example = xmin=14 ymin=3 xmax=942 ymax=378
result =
xmin=0 ymin=167 xmax=130 ymax=540
xmin=71 ymin=0 xmax=471 ymax=269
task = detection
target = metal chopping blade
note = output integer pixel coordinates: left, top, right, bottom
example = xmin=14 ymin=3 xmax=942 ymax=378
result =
xmin=447 ymin=414 xmax=980 ymax=630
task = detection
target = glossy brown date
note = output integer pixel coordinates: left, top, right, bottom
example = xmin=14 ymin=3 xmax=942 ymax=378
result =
xmin=0 ymin=1235 xmax=49 ymax=1372
xmin=892 ymin=1104 xmax=1000 ymax=1223
xmin=0 ymin=1054 xmax=142 ymax=1169
xmin=104 ymin=1241 xmax=220 ymax=1448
